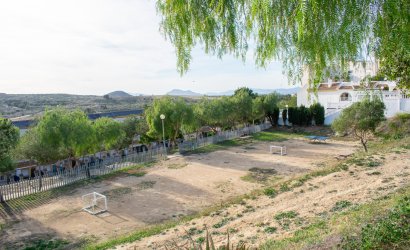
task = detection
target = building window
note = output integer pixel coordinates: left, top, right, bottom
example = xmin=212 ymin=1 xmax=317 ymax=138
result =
xmin=340 ymin=92 xmax=352 ymax=101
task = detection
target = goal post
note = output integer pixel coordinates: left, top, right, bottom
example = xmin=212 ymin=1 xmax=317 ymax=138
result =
xmin=82 ymin=192 xmax=107 ymax=215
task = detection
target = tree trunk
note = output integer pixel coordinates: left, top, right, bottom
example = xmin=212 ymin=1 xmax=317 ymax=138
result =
xmin=360 ymin=138 xmax=368 ymax=152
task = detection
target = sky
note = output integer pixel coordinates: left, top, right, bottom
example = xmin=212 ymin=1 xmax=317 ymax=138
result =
xmin=0 ymin=0 xmax=290 ymax=96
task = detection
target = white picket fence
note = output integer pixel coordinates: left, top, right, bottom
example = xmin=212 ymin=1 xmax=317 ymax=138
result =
xmin=0 ymin=147 xmax=166 ymax=201
xmin=0 ymin=123 xmax=272 ymax=202
xmin=178 ymin=123 xmax=272 ymax=153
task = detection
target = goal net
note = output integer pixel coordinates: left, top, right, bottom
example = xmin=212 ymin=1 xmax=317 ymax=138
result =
xmin=82 ymin=192 xmax=107 ymax=215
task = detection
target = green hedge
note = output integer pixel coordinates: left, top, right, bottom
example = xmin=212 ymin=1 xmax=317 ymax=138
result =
xmin=288 ymin=103 xmax=324 ymax=126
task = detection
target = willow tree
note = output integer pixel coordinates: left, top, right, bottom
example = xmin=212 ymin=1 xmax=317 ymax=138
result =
xmin=93 ymin=117 xmax=125 ymax=151
xmin=145 ymin=96 xmax=195 ymax=146
xmin=156 ymin=0 xmax=410 ymax=89
xmin=35 ymin=109 xmax=95 ymax=162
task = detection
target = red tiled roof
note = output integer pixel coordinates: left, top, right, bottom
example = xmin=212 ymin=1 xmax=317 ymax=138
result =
xmin=339 ymin=85 xmax=354 ymax=90
xmin=317 ymin=83 xmax=341 ymax=91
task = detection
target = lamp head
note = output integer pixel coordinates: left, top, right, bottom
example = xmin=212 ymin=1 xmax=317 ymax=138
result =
xmin=160 ymin=114 xmax=165 ymax=120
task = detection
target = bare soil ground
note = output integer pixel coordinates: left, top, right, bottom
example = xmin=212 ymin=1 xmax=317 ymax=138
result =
xmin=0 ymin=136 xmax=358 ymax=248
xmin=120 ymin=146 xmax=410 ymax=249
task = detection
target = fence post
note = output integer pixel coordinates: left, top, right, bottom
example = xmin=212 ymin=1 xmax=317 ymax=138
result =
xmin=0 ymin=188 xmax=4 ymax=203
xmin=38 ymin=173 xmax=42 ymax=191
xmin=86 ymin=164 xmax=91 ymax=179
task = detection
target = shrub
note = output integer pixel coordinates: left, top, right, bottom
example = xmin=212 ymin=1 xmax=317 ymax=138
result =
xmin=282 ymin=109 xmax=288 ymax=125
xmin=309 ymin=103 xmax=325 ymax=125
xmin=264 ymin=188 xmax=278 ymax=198
xmin=272 ymin=107 xmax=280 ymax=126
xmin=341 ymin=196 xmax=410 ymax=249
xmin=288 ymin=105 xmax=317 ymax=126
xmin=274 ymin=211 xmax=299 ymax=220
xmin=288 ymin=107 xmax=299 ymax=125
xmin=331 ymin=200 xmax=352 ymax=212
xmin=264 ymin=227 xmax=278 ymax=234
xmin=377 ymin=113 xmax=410 ymax=139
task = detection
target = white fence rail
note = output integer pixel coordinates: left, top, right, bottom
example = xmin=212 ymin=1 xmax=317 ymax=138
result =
xmin=178 ymin=123 xmax=272 ymax=153
xmin=1 ymin=123 xmax=272 ymax=202
xmin=0 ymin=148 xmax=166 ymax=202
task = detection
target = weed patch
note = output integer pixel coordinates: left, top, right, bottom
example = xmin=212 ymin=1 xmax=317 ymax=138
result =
xmin=241 ymin=168 xmax=278 ymax=183
xmin=22 ymin=239 xmax=69 ymax=250
xmin=331 ymin=200 xmax=352 ymax=212
xmin=101 ymin=187 xmax=132 ymax=198
xmin=340 ymin=196 xmax=410 ymax=249
xmin=212 ymin=218 xmax=232 ymax=229
xmin=263 ymin=188 xmax=278 ymax=198
xmin=136 ymin=181 xmax=156 ymax=190
xmin=275 ymin=211 xmax=299 ymax=220
xmin=264 ymin=227 xmax=278 ymax=234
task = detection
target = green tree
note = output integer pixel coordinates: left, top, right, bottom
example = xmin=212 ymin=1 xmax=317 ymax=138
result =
xmin=279 ymin=95 xmax=297 ymax=108
xmin=93 ymin=117 xmax=125 ymax=151
xmin=145 ymin=97 xmax=194 ymax=146
xmin=232 ymin=88 xmax=254 ymax=125
xmin=116 ymin=116 xmax=139 ymax=148
xmin=0 ymin=118 xmax=19 ymax=173
xmin=263 ymin=93 xmax=280 ymax=126
xmin=234 ymin=87 xmax=258 ymax=99
xmin=35 ymin=108 xmax=95 ymax=162
xmin=376 ymin=0 xmax=410 ymax=90
xmin=15 ymin=128 xmax=66 ymax=164
xmin=332 ymin=97 xmax=386 ymax=152
xmin=251 ymin=96 xmax=265 ymax=123
xmin=156 ymin=0 xmax=409 ymax=90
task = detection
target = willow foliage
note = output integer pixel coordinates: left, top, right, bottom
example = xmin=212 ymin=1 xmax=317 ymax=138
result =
xmin=156 ymin=0 xmax=410 ymax=89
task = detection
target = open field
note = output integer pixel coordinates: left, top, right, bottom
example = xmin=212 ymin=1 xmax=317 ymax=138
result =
xmin=1 ymin=129 xmax=409 ymax=250
xmin=0 ymin=129 xmax=358 ymax=248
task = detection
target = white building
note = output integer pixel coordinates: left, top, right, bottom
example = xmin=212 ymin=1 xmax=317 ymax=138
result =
xmin=297 ymin=62 xmax=410 ymax=125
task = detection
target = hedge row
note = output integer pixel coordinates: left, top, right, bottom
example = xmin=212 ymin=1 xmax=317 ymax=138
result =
xmin=287 ymin=103 xmax=325 ymax=126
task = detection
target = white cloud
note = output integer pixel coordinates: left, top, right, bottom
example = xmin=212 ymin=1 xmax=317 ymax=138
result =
xmin=0 ymin=0 xmax=288 ymax=95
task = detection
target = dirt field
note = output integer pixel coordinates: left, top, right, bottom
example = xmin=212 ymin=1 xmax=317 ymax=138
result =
xmin=0 ymin=136 xmax=359 ymax=248
xmin=120 ymin=145 xmax=410 ymax=249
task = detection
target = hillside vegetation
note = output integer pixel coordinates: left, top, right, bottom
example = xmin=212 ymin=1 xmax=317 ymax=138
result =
xmin=0 ymin=94 xmax=154 ymax=118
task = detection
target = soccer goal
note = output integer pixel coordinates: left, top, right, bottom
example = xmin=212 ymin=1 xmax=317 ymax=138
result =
xmin=82 ymin=192 xmax=107 ymax=215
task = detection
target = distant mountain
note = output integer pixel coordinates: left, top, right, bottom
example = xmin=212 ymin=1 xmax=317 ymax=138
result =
xmin=205 ymin=87 xmax=300 ymax=96
xmin=105 ymin=91 xmax=133 ymax=98
xmin=129 ymin=93 xmax=146 ymax=96
xmin=166 ymin=89 xmax=202 ymax=96
xmin=205 ymin=90 xmax=235 ymax=96
xmin=269 ymin=87 xmax=300 ymax=95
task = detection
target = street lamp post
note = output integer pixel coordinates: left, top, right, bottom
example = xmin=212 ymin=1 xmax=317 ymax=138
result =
xmin=160 ymin=114 xmax=166 ymax=154
xmin=285 ymin=104 xmax=289 ymax=126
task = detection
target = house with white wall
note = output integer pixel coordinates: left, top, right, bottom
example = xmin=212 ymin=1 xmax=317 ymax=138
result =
xmin=297 ymin=62 xmax=410 ymax=125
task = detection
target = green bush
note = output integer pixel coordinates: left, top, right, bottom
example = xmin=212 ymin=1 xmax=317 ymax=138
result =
xmin=272 ymin=107 xmax=280 ymax=126
xmin=282 ymin=109 xmax=288 ymax=125
xmin=341 ymin=196 xmax=410 ymax=249
xmin=377 ymin=113 xmax=410 ymax=139
xmin=264 ymin=188 xmax=278 ymax=198
xmin=309 ymin=103 xmax=325 ymax=125
xmin=288 ymin=104 xmax=321 ymax=126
